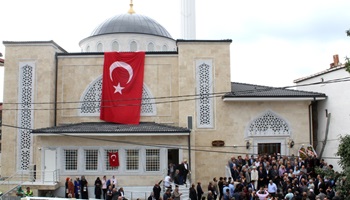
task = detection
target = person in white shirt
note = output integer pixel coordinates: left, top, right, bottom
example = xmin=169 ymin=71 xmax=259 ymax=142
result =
xmin=267 ymin=180 xmax=277 ymax=197
xmin=110 ymin=175 xmax=117 ymax=188
xmin=164 ymin=174 xmax=172 ymax=189
xmin=256 ymin=187 xmax=269 ymax=200
xmin=284 ymin=189 xmax=294 ymax=200
xmin=251 ymin=166 xmax=259 ymax=190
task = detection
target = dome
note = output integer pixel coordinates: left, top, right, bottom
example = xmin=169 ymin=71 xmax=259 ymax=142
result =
xmin=90 ymin=13 xmax=173 ymax=39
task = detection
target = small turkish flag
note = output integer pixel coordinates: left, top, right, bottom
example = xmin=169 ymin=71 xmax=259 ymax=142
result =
xmin=109 ymin=152 xmax=119 ymax=167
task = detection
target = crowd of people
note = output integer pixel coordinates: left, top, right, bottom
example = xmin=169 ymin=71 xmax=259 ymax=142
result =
xmin=64 ymin=175 xmax=126 ymax=200
xmin=167 ymin=153 xmax=343 ymax=200
xmin=63 ymin=153 xmax=343 ymax=200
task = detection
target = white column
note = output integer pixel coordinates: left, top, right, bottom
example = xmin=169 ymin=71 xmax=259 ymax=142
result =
xmin=181 ymin=0 xmax=196 ymax=39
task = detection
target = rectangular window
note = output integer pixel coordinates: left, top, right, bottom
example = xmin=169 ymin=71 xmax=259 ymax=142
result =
xmin=105 ymin=149 xmax=119 ymax=171
xmin=64 ymin=149 xmax=78 ymax=171
xmin=126 ymin=149 xmax=139 ymax=171
xmin=146 ymin=149 xmax=160 ymax=171
xmin=85 ymin=149 xmax=98 ymax=171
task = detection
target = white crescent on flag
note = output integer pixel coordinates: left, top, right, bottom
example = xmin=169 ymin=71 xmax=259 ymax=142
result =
xmin=109 ymin=61 xmax=133 ymax=83
xmin=109 ymin=61 xmax=134 ymax=94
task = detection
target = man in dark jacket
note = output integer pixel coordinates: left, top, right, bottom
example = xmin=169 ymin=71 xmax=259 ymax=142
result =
xmin=153 ymin=183 xmax=161 ymax=200
xmin=196 ymin=182 xmax=204 ymax=200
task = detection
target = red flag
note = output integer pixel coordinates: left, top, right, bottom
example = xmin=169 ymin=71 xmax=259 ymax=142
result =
xmin=108 ymin=152 xmax=119 ymax=167
xmin=100 ymin=52 xmax=145 ymax=124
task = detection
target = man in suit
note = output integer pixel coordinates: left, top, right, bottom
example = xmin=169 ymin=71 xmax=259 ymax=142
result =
xmin=179 ymin=159 xmax=190 ymax=185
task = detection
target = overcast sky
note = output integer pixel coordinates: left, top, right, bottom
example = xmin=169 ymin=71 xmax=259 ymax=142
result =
xmin=1 ymin=0 xmax=350 ymax=101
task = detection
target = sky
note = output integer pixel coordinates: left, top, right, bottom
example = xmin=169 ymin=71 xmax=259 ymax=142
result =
xmin=1 ymin=0 xmax=350 ymax=102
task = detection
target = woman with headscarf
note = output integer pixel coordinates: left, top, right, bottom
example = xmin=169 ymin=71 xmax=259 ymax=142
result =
xmin=65 ymin=177 xmax=70 ymax=198
xmin=80 ymin=175 xmax=89 ymax=199
xmin=95 ymin=177 xmax=102 ymax=199
xmin=68 ymin=178 xmax=75 ymax=198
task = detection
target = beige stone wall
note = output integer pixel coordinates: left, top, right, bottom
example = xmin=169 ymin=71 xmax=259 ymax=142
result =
xmin=1 ymin=40 xmax=313 ymax=190
xmin=56 ymin=55 xmax=180 ymax=125
xmin=37 ymin=135 xmax=188 ymax=187
xmin=192 ymin=101 xmax=311 ymax=184
xmin=176 ymin=41 xmax=232 ymax=183
xmin=2 ymin=42 xmax=63 ymax=177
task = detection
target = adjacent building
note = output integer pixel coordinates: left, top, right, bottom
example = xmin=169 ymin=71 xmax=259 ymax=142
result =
xmin=294 ymin=55 xmax=350 ymax=172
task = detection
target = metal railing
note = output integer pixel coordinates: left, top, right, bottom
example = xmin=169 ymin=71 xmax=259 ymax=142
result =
xmin=0 ymin=169 xmax=60 ymax=200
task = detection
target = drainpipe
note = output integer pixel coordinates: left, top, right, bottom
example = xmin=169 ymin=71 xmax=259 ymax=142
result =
xmin=54 ymin=53 xmax=58 ymax=126
xmin=308 ymin=100 xmax=316 ymax=145
xmin=319 ymin=112 xmax=331 ymax=158
xmin=187 ymin=116 xmax=192 ymax=184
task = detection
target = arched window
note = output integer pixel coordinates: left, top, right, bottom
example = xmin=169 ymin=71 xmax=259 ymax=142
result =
xmin=112 ymin=41 xmax=119 ymax=51
xmin=147 ymin=42 xmax=155 ymax=51
xmin=80 ymin=76 xmax=156 ymax=116
xmin=247 ymin=110 xmax=291 ymax=136
xmin=97 ymin=43 xmax=103 ymax=52
xmin=86 ymin=46 xmax=90 ymax=52
xmin=130 ymin=41 xmax=137 ymax=51
xmin=246 ymin=110 xmax=291 ymax=155
xmin=162 ymin=45 xmax=168 ymax=51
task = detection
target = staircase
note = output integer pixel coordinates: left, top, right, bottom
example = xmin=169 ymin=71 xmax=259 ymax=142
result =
xmin=122 ymin=182 xmax=190 ymax=200
xmin=0 ymin=170 xmax=60 ymax=200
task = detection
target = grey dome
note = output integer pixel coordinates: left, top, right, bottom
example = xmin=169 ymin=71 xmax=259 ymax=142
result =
xmin=91 ymin=13 xmax=172 ymax=39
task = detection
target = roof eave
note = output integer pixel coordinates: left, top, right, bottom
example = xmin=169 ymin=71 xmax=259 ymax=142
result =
xmin=33 ymin=132 xmax=190 ymax=136
xmin=222 ymin=97 xmax=326 ymax=102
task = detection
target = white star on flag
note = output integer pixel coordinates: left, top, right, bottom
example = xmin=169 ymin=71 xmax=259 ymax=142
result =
xmin=114 ymin=83 xmax=124 ymax=94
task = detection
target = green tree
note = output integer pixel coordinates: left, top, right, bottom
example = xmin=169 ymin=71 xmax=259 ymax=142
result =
xmin=335 ymin=135 xmax=350 ymax=198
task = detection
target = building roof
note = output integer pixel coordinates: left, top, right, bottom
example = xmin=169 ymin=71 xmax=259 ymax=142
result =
xmin=2 ymin=40 xmax=67 ymax=53
xmin=294 ymin=65 xmax=345 ymax=83
xmin=222 ymin=82 xmax=326 ymax=101
xmin=32 ymin=122 xmax=190 ymax=136
xmin=90 ymin=13 xmax=172 ymax=39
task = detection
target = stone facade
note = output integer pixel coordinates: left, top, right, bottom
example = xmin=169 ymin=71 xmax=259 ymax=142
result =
xmin=2 ymin=40 xmax=314 ymax=194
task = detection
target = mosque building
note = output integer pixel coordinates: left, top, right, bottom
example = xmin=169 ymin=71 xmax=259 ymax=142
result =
xmin=1 ymin=0 xmax=326 ymax=197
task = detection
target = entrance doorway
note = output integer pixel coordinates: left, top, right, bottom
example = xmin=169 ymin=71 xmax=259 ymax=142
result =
xmin=258 ymin=143 xmax=281 ymax=155
xmin=44 ymin=149 xmax=57 ymax=182
xmin=168 ymin=149 xmax=179 ymax=166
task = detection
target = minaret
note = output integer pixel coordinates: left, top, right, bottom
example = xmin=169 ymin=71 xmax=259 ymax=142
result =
xmin=128 ymin=0 xmax=135 ymax=14
xmin=181 ymin=0 xmax=196 ymax=39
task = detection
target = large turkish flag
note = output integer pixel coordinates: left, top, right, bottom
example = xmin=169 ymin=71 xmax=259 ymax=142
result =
xmin=100 ymin=52 xmax=145 ymax=124
xmin=108 ymin=152 xmax=120 ymax=167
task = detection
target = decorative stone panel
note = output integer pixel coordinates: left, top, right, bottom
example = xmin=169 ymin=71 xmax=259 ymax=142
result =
xmin=17 ymin=62 xmax=35 ymax=170
xmin=247 ymin=110 xmax=291 ymax=136
xmin=196 ymin=59 xmax=214 ymax=128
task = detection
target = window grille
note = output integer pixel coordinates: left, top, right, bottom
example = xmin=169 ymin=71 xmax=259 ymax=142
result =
xmin=80 ymin=79 xmax=156 ymax=116
xmin=248 ymin=111 xmax=290 ymax=136
xmin=146 ymin=149 xmax=160 ymax=171
xmin=196 ymin=60 xmax=214 ymax=128
xmin=18 ymin=64 xmax=34 ymax=170
xmin=125 ymin=149 xmax=139 ymax=171
xmin=105 ymin=149 xmax=119 ymax=171
xmin=64 ymin=149 xmax=78 ymax=171
xmin=85 ymin=149 xmax=98 ymax=171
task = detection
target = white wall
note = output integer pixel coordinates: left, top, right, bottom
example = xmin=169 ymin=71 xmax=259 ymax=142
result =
xmin=296 ymin=67 xmax=350 ymax=172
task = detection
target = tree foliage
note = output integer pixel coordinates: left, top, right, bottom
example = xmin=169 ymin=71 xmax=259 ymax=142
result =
xmin=335 ymin=135 xmax=350 ymax=198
